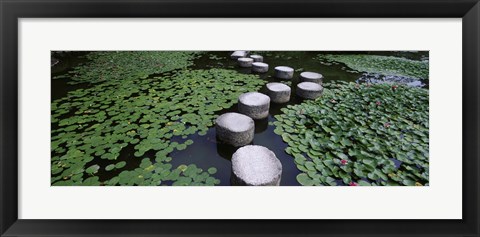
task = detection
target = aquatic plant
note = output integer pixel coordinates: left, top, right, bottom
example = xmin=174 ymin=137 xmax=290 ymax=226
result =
xmin=51 ymin=68 xmax=265 ymax=186
xmin=53 ymin=51 xmax=202 ymax=84
xmin=273 ymin=81 xmax=429 ymax=186
xmin=316 ymin=54 xmax=429 ymax=80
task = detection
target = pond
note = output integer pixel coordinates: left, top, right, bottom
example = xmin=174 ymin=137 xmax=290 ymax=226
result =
xmin=51 ymin=51 xmax=429 ymax=186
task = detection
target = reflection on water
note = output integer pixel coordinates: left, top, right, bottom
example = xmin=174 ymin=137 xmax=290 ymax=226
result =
xmin=254 ymin=118 xmax=269 ymax=134
xmin=357 ymin=72 xmax=427 ymax=88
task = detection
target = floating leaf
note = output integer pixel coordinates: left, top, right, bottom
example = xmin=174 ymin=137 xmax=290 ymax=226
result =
xmin=176 ymin=143 xmax=187 ymax=151
xmin=115 ymin=161 xmax=126 ymax=169
xmin=85 ymin=165 xmax=100 ymax=174
xmin=296 ymin=173 xmax=315 ymax=186
xmin=273 ymin=80 xmax=428 ymax=186
xmin=207 ymin=167 xmax=217 ymax=175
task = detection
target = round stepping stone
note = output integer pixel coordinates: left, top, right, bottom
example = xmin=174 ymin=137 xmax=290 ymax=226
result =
xmin=266 ymin=82 xmax=291 ymax=103
xmin=300 ymin=71 xmax=323 ymax=84
xmin=238 ymin=92 xmax=270 ymax=119
xmin=215 ymin=112 xmax=254 ymax=147
xmin=249 ymin=55 xmax=263 ymax=62
xmin=274 ymin=66 xmax=294 ymax=79
xmin=296 ymin=82 xmax=323 ymax=99
xmin=231 ymin=51 xmax=248 ymax=59
xmin=252 ymin=62 xmax=269 ymax=73
xmin=231 ymin=145 xmax=282 ymax=186
xmin=237 ymin=57 xmax=253 ymax=68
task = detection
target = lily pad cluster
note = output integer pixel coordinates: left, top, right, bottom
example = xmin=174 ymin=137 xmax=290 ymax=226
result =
xmin=316 ymin=54 xmax=429 ymax=80
xmin=105 ymin=161 xmax=220 ymax=186
xmin=273 ymin=81 xmax=429 ymax=186
xmin=52 ymin=67 xmax=265 ymax=186
xmin=53 ymin=51 xmax=202 ymax=84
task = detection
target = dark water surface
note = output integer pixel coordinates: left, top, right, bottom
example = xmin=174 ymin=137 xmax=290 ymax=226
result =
xmin=167 ymin=51 xmax=364 ymax=185
xmin=52 ymin=51 xmax=428 ymax=186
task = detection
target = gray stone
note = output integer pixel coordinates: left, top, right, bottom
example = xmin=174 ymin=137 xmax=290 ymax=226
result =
xmin=266 ymin=82 xmax=291 ymax=103
xmin=238 ymin=92 xmax=270 ymax=119
xmin=252 ymin=62 xmax=269 ymax=73
xmin=300 ymin=71 xmax=323 ymax=84
xmin=231 ymin=145 xmax=282 ymax=186
xmin=274 ymin=66 xmax=294 ymax=79
xmin=215 ymin=112 xmax=254 ymax=147
xmin=237 ymin=57 xmax=253 ymax=67
xmin=250 ymin=55 xmax=263 ymax=62
xmin=296 ymin=82 xmax=323 ymax=99
xmin=231 ymin=51 xmax=249 ymax=59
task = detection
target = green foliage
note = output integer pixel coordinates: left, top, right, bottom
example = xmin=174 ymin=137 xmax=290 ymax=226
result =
xmin=86 ymin=164 xmax=100 ymax=175
xmin=316 ymin=54 xmax=429 ymax=80
xmin=51 ymin=59 xmax=264 ymax=186
xmin=207 ymin=167 xmax=217 ymax=175
xmin=115 ymin=161 xmax=126 ymax=169
xmin=53 ymin=51 xmax=202 ymax=84
xmin=105 ymin=164 xmax=115 ymax=171
xmin=274 ymin=81 xmax=429 ymax=186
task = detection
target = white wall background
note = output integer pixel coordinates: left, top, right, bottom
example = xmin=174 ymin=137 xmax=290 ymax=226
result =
xmin=18 ymin=18 xmax=462 ymax=219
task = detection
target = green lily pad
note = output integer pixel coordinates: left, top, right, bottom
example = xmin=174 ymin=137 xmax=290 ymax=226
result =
xmin=316 ymin=54 xmax=429 ymax=80
xmin=296 ymin=173 xmax=315 ymax=186
xmin=274 ymin=81 xmax=429 ymax=186
xmin=207 ymin=167 xmax=217 ymax=175
xmin=85 ymin=165 xmax=100 ymax=174
xmin=176 ymin=143 xmax=187 ymax=151
xmin=105 ymin=164 xmax=115 ymax=171
xmin=115 ymin=161 xmax=126 ymax=169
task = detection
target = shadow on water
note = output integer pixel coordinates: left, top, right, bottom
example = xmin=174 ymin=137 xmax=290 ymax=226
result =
xmin=81 ymin=144 xmax=143 ymax=183
xmin=169 ymin=128 xmax=236 ymax=185
xmin=51 ymin=52 xmax=92 ymax=101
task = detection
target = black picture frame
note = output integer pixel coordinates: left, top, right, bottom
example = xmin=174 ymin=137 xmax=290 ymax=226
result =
xmin=1 ymin=0 xmax=479 ymax=236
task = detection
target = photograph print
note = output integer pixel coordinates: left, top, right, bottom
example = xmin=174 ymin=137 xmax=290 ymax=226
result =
xmin=51 ymin=51 xmax=429 ymax=186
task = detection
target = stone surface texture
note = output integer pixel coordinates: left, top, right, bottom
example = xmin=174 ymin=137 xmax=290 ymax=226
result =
xmin=215 ymin=112 xmax=254 ymax=147
xmin=250 ymin=55 xmax=264 ymax=62
xmin=238 ymin=92 xmax=270 ymax=119
xmin=296 ymin=82 xmax=324 ymax=99
xmin=266 ymin=82 xmax=291 ymax=103
xmin=252 ymin=62 xmax=269 ymax=73
xmin=238 ymin=57 xmax=254 ymax=67
xmin=231 ymin=145 xmax=282 ymax=186
xmin=231 ymin=51 xmax=249 ymax=59
xmin=274 ymin=66 xmax=294 ymax=79
xmin=300 ymin=71 xmax=323 ymax=84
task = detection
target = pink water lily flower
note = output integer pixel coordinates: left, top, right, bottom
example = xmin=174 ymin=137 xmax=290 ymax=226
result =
xmin=349 ymin=182 xmax=358 ymax=186
xmin=341 ymin=159 xmax=348 ymax=165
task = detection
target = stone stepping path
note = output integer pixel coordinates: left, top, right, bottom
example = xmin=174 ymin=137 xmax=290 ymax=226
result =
xmin=250 ymin=55 xmax=263 ymax=62
xmin=214 ymin=52 xmax=328 ymax=185
xmin=274 ymin=66 xmax=294 ymax=79
xmin=300 ymin=71 xmax=323 ymax=84
xmin=231 ymin=51 xmax=249 ymax=59
xmin=231 ymin=145 xmax=282 ymax=186
xmin=252 ymin=62 xmax=269 ymax=73
xmin=238 ymin=57 xmax=254 ymax=68
xmin=297 ymin=82 xmax=323 ymax=99
xmin=266 ymin=82 xmax=291 ymax=103
xmin=215 ymin=112 xmax=254 ymax=147
xmin=238 ymin=92 xmax=270 ymax=120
